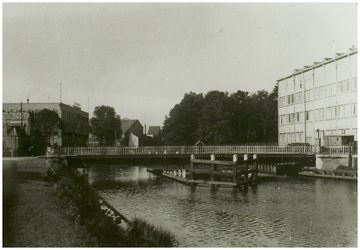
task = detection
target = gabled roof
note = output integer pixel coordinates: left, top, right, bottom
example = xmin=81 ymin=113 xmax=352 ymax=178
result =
xmin=148 ymin=126 xmax=161 ymax=136
xmin=121 ymin=119 xmax=143 ymax=133
xmin=121 ymin=119 xmax=137 ymax=133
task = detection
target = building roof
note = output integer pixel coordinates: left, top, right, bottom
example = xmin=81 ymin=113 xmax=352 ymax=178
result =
xmin=278 ymin=46 xmax=358 ymax=82
xmin=121 ymin=119 xmax=139 ymax=133
xmin=148 ymin=126 xmax=161 ymax=136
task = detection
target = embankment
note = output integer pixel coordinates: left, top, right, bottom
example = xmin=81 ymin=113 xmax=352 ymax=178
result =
xmin=3 ymin=157 xmax=179 ymax=247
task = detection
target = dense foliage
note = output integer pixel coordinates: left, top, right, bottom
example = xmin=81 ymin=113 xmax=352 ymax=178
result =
xmin=162 ymin=86 xmax=278 ymax=146
xmin=90 ymin=106 xmax=122 ymax=146
xmin=31 ymin=109 xmax=64 ymax=144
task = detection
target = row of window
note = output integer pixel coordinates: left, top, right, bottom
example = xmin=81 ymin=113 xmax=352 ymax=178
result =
xmin=278 ymin=77 xmax=357 ymax=108
xmin=62 ymin=110 xmax=88 ymax=124
xmin=279 ymin=128 xmax=357 ymax=144
xmin=279 ymin=103 xmax=357 ymax=124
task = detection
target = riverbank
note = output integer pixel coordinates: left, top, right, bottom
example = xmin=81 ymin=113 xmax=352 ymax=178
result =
xmin=3 ymin=158 xmax=100 ymax=247
xmin=3 ymin=157 xmax=178 ymax=247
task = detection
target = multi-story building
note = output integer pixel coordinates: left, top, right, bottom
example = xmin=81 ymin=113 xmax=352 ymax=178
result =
xmin=278 ymin=47 xmax=357 ymax=146
xmin=3 ymin=101 xmax=89 ymax=147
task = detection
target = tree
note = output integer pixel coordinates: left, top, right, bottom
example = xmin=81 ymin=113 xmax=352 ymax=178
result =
xmin=197 ymin=91 xmax=236 ymax=145
xmin=230 ymin=90 xmax=251 ymax=143
xmin=162 ymin=92 xmax=204 ymax=145
xmin=90 ymin=105 xmax=122 ymax=146
xmin=31 ymin=109 xmax=64 ymax=145
xmin=248 ymin=87 xmax=278 ymax=143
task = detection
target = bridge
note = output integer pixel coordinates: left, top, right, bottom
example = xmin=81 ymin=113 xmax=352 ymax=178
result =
xmin=51 ymin=145 xmax=354 ymax=173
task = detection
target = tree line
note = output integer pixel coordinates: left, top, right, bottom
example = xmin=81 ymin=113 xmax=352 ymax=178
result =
xmin=162 ymin=85 xmax=278 ymax=146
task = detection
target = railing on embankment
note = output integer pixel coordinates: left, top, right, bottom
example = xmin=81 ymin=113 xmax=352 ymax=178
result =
xmin=56 ymin=145 xmax=353 ymax=156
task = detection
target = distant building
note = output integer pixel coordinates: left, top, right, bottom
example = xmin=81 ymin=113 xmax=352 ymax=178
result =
xmin=3 ymin=101 xmax=89 ymax=150
xmin=120 ymin=118 xmax=143 ymax=147
xmin=277 ymin=47 xmax=357 ymax=146
xmin=147 ymin=126 xmax=161 ymax=138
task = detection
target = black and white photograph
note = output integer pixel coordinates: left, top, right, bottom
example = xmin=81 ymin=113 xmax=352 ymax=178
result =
xmin=2 ymin=2 xmax=357 ymax=247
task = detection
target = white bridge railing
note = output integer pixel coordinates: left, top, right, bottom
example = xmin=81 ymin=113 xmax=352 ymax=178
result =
xmin=57 ymin=145 xmax=353 ymax=156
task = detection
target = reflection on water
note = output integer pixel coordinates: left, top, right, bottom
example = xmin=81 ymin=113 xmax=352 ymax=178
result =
xmin=89 ymin=165 xmax=357 ymax=247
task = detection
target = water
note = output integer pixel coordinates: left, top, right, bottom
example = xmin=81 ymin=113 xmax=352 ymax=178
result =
xmin=88 ymin=165 xmax=357 ymax=247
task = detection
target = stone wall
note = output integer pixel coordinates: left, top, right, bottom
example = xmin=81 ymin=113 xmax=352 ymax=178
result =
xmin=316 ymin=154 xmax=357 ymax=171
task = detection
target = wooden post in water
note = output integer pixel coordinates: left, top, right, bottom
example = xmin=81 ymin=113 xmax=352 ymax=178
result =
xmin=210 ymin=154 xmax=215 ymax=182
xmin=190 ymin=154 xmax=195 ymax=180
xmin=348 ymin=142 xmax=353 ymax=168
xmin=253 ymin=154 xmax=258 ymax=182
xmin=233 ymin=154 xmax=238 ymax=184
xmin=244 ymin=154 xmax=249 ymax=185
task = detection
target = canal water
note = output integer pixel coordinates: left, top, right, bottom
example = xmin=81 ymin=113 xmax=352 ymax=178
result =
xmin=88 ymin=164 xmax=357 ymax=247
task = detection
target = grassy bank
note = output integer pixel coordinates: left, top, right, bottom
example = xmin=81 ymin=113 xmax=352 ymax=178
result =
xmin=47 ymin=158 xmax=179 ymax=247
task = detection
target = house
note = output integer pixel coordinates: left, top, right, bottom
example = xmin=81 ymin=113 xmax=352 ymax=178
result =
xmin=277 ymin=47 xmax=357 ymax=146
xmin=120 ymin=118 xmax=143 ymax=147
xmin=147 ymin=126 xmax=161 ymax=138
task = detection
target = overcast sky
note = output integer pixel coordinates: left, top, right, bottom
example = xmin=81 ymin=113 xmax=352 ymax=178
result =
xmin=2 ymin=2 xmax=357 ymax=128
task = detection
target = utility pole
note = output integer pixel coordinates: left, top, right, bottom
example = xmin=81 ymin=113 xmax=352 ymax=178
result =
xmin=60 ymin=83 xmax=62 ymax=103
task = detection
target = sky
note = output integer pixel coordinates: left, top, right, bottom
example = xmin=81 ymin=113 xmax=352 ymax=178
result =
xmin=2 ymin=2 xmax=358 ymax=129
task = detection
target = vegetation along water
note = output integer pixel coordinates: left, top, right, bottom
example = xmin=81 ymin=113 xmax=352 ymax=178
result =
xmin=88 ymin=164 xmax=357 ymax=247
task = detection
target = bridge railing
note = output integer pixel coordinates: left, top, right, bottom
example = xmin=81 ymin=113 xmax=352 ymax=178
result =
xmin=58 ymin=145 xmax=323 ymax=156
xmin=319 ymin=146 xmax=350 ymax=155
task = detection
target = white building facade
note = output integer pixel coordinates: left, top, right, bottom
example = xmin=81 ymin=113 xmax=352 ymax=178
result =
xmin=278 ymin=47 xmax=357 ymax=146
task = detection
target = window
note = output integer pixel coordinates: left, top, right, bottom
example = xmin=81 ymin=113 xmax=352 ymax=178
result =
xmin=332 ymin=83 xmax=337 ymax=96
xmin=288 ymin=95 xmax=291 ymax=105
xmin=291 ymin=94 xmax=294 ymax=104
xmin=319 ymin=86 xmax=324 ymax=98
xmin=314 ymin=87 xmax=319 ymax=99
xmin=296 ymin=112 xmax=302 ymax=122
xmin=315 ymin=109 xmax=319 ymax=121
xmin=299 ymin=92 xmax=303 ymax=103
xmin=345 ymin=104 xmax=350 ymax=117
xmin=288 ymin=114 xmax=292 ymax=123
xmin=338 ymin=81 xmax=344 ymax=93
xmin=305 ymin=111 xmax=313 ymax=121
xmin=345 ymin=79 xmax=350 ymax=91
xmin=352 ymin=103 xmax=357 ymax=116
xmin=331 ymin=106 xmax=336 ymax=119
xmin=295 ymin=93 xmax=299 ymax=103
xmin=351 ymin=77 xmax=357 ymax=91
xmin=326 ymin=84 xmax=331 ymax=97
xmin=320 ymin=108 xmax=324 ymax=120
xmin=326 ymin=107 xmax=331 ymax=119
xmin=338 ymin=105 xmax=344 ymax=118
xmin=309 ymin=89 xmax=313 ymax=101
